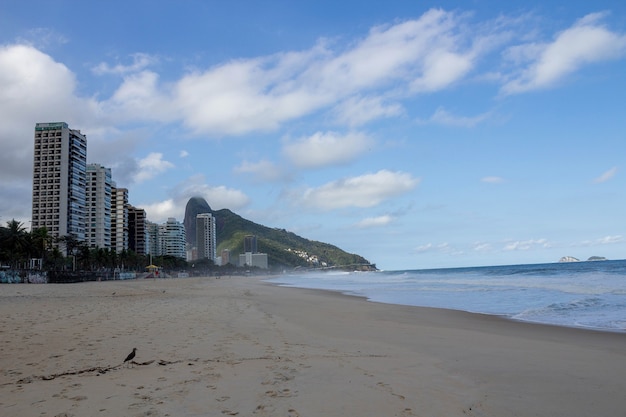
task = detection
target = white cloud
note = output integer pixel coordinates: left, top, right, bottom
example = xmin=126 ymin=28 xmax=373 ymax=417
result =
xmin=139 ymin=175 xmax=251 ymax=223
xmin=421 ymin=106 xmax=492 ymax=127
xmin=414 ymin=243 xmax=435 ymax=253
xmin=472 ymin=242 xmax=492 ymax=252
xmin=502 ymin=12 xmax=626 ymax=94
xmin=410 ymin=49 xmax=474 ymax=92
xmin=283 ymin=131 xmax=374 ymax=169
xmin=0 ymin=44 xmax=98 ymax=181
xmin=92 ymin=53 xmax=158 ymax=75
xmin=19 ymin=27 xmax=69 ymax=48
xmin=140 ymin=199 xmax=179 ymax=223
xmin=333 ymin=96 xmax=404 ymax=126
xmin=593 ymin=166 xmax=617 ymax=183
xmin=414 ymin=242 xmax=463 ymax=255
xmin=106 ymin=70 xmax=176 ymax=122
xmin=171 ymin=175 xmax=250 ymax=211
xmin=162 ymin=8 xmax=494 ymax=135
xmin=300 ymin=170 xmax=419 ymax=210
xmin=597 ymin=235 xmax=623 ymax=244
xmin=233 ymin=159 xmax=286 ymax=182
xmin=577 ymin=235 xmax=623 ymax=246
xmin=179 ymin=150 xmax=189 ymax=158
xmin=135 ymin=152 xmax=175 ymax=183
xmin=355 ymin=215 xmax=394 ymax=228
xmin=481 ymin=176 xmax=505 ymax=184
xmin=503 ymin=238 xmax=550 ymax=251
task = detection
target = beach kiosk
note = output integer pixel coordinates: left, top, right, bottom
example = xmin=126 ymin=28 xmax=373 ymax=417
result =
xmin=145 ymin=264 xmax=160 ymax=278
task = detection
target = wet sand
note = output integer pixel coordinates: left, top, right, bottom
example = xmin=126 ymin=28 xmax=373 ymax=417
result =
xmin=1 ymin=276 xmax=625 ymax=416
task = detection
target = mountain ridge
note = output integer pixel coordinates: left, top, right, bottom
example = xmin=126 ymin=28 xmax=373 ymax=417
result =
xmin=184 ymin=197 xmax=375 ymax=270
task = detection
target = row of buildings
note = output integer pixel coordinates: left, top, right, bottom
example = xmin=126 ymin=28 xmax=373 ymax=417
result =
xmin=31 ymin=122 xmax=218 ymax=263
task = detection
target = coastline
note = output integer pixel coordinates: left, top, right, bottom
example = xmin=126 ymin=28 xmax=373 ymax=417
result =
xmin=266 ymin=278 xmax=626 ymax=334
xmin=2 ymin=276 xmax=626 ymax=416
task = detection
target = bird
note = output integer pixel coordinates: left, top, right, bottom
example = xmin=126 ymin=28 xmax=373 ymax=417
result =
xmin=124 ymin=348 xmax=137 ymax=367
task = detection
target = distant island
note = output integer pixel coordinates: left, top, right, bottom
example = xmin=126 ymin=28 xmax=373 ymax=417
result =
xmin=558 ymin=256 xmax=607 ymax=263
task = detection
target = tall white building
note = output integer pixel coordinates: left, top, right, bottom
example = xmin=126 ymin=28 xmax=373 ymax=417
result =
xmin=111 ymin=186 xmax=128 ymax=253
xmin=86 ymin=164 xmax=112 ymax=248
xmin=31 ymin=122 xmax=87 ymax=245
xmin=196 ymin=213 xmax=216 ymax=262
xmin=145 ymin=220 xmax=159 ymax=257
xmin=159 ymin=218 xmax=186 ymax=259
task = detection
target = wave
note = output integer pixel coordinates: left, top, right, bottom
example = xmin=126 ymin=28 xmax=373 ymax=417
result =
xmin=513 ymin=297 xmax=614 ymax=323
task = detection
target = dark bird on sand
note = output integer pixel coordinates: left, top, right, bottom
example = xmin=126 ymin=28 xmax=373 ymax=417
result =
xmin=124 ymin=348 xmax=137 ymax=366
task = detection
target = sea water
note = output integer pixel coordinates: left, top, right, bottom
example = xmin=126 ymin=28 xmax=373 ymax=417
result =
xmin=267 ymin=260 xmax=626 ymax=332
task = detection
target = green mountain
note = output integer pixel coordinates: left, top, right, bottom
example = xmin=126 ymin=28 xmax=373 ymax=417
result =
xmin=213 ymin=208 xmax=375 ymax=271
xmin=184 ymin=197 xmax=374 ymax=270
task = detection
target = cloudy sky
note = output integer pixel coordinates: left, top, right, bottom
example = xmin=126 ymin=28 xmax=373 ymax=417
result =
xmin=1 ymin=0 xmax=625 ymax=270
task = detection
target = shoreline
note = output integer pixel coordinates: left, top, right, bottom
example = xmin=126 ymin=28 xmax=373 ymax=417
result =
xmin=2 ymin=276 xmax=626 ymax=416
xmin=261 ymin=277 xmax=626 ymax=335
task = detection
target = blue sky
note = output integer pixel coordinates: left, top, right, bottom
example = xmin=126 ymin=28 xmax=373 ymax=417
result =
xmin=1 ymin=1 xmax=625 ymax=270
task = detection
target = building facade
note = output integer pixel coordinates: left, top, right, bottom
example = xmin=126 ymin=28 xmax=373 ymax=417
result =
xmin=111 ymin=186 xmax=129 ymax=253
xmin=31 ymin=122 xmax=87 ymax=246
xmin=239 ymin=252 xmax=268 ymax=269
xmin=239 ymin=234 xmax=268 ymax=269
xmin=145 ymin=221 xmax=160 ymax=257
xmin=159 ymin=218 xmax=186 ymax=258
xmin=128 ymin=205 xmax=147 ymax=255
xmin=196 ymin=213 xmax=216 ymax=262
xmin=244 ymin=235 xmax=258 ymax=253
xmin=86 ymin=164 xmax=112 ymax=248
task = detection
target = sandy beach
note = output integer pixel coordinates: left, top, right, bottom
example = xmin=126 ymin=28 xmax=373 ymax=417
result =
xmin=1 ymin=276 xmax=625 ymax=417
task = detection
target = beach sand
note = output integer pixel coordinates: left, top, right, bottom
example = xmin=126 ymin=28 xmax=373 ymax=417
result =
xmin=1 ymin=276 xmax=625 ymax=417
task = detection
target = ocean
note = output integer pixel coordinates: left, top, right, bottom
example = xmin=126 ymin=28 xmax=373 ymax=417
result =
xmin=267 ymin=260 xmax=626 ymax=332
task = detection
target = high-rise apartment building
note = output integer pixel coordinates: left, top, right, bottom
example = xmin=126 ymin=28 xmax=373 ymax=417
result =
xmin=196 ymin=213 xmax=216 ymax=262
xmin=111 ymin=186 xmax=129 ymax=253
xmin=240 ymin=234 xmax=268 ymax=269
xmin=159 ymin=218 xmax=186 ymax=259
xmin=86 ymin=164 xmax=112 ymax=248
xmin=145 ymin=220 xmax=159 ymax=257
xmin=244 ymin=235 xmax=258 ymax=253
xmin=128 ymin=205 xmax=147 ymax=255
xmin=31 ymin=122 xmax=87 ymax=245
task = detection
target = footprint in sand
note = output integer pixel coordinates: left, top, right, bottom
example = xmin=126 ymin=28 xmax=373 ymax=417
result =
xmin=265 ymin=388 xmax=293 ymax=398
xmin=69 ymin=395 xmax=87 ymax=401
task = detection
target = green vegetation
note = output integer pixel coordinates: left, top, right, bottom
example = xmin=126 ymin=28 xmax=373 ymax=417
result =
xmin=0 ymin=210 xmax=375 ymax=277
xmin=214 ymin=208 xmax=375 ymax=270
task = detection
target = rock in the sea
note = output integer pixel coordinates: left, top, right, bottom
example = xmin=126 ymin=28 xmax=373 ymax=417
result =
xmin=587 ymin=256 xmax=607 ymax=261
xmin=559 ymin=256 xmax=580 ymax=263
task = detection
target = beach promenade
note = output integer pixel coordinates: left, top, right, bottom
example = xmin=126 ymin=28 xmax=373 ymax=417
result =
xmin=1 ymin=276 xmax=625 ymax=416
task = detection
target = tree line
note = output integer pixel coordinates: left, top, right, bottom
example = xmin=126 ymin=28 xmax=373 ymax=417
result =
xmin=0 ymin=219 xmax=190 ymax=272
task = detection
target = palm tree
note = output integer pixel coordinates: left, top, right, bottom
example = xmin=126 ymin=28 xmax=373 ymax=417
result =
xmin=30 ymin=226 xmax=51 ymax=269
xmin=50 ymin=247 xmax=63 ymax=270
xmin=2 ymin=220 xmax=29 ymax=268
xmin=56 ymin=234 xmax=84 ymax=271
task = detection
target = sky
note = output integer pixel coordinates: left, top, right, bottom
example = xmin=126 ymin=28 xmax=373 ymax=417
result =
xmin=1 ymin=0 xmax=625 ymax=270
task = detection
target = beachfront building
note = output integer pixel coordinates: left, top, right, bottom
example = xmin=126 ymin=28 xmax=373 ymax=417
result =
xmin=239 ymin=234 xmax=268 ymax=269
xmin=220 ymin=249 xmax=231 ymax=266
xmin=128 ymin=205 xmax=148 ymax=255
xmin=196 ymin=213 xmax=216 ymax=262
xmin=244 ymin=235 xmax=258 ymax=253
xmin=158 ymin=218 xmax=186 ymax=259
xmin=31 ymin=122 xmax=88 ymax=247
xmin=111 ymin=186 xmax=129 ymax=253
xmin=85 ymin=164 xmax=112 ymax=249
xmin=145 ymin=220 xmax=159 ymax=256
xmin=239 ymin=252 xmax=269 ymax=269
